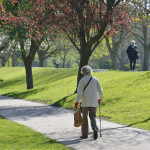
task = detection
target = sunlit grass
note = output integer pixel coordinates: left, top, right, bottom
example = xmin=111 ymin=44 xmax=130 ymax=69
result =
xmin=0 ymin=67 xmax=150 ymax=131
xmin=0 ymin=115 xmax=69 ymax=150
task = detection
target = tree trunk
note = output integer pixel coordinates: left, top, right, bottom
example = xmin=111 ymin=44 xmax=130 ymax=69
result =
xmin=143 ymin=24 xmax=149 ymax=71
xmin=12 ymin=50 xmax=15 ymax=67
xmin=105 ymin=37 xmax=118 ymax=70
xmin=25 ymin=64 xmax=33 ymax=89
xmin=111 ymin=52 xmax=117 ymax=70
xmin=77 ymin=53 xmax=90 ymax=85
xmin=38 ymin=50 xmax=45 ymax=67
xmin=39 ymin=58 xmax=44 ymax=67
xmin=63 ymin=57 xmax=66 ymax=68
xmin=8 ymin=57 xmax=9 ymax=67
xmin=148 ymin=51 xmax=150 ymax=71
xmin=20 ymin=39 xmax=38 ymax=89
xmin=2 ymin=57 xmax=5 ymax=67
xmin=143 ymin=48 xmax=149 ymax=71
xmin=63 ymin=61 xmax=65 ymax=68
xmin=120 ymin=59 xmax=124 ymax=70
xmin=74 ymin=50 xmax=91 ymax=93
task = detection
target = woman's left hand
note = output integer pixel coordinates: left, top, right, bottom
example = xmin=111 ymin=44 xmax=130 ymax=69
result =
xmin=98 ymin=99 xmax=102 ymax=103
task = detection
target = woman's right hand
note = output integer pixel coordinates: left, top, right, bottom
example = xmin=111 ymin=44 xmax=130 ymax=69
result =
xmin=75 ymin=102 xmax=78 ymax=108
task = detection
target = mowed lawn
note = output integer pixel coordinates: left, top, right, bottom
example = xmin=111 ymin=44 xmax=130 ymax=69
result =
xmin=0 ymin=115 xmax=69 ymax=150
xmin=0 ymin=67 xmax=150 ymax=131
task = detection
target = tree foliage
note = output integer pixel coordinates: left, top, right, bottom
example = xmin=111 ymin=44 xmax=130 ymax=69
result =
xmin=0 ymin=0 xmax=133 ymax=89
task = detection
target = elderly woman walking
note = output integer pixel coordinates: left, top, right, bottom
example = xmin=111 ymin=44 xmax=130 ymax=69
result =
xmin=75 ymin=66 xmax=103 ymax=140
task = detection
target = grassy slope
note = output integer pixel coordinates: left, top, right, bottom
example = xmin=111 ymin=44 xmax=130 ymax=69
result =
xmin=0 ymin=115 xmax=69 ymax=150
xmin=0 ymin=67 xmax=150 ymax=131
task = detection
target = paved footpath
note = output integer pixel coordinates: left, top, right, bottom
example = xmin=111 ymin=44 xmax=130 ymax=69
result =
xmin=0 ymin=95 xmax=150 ymax=150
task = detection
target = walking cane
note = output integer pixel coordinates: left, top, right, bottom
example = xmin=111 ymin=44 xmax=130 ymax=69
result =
xmin=99 ymin=101 xmax=102 ymax=137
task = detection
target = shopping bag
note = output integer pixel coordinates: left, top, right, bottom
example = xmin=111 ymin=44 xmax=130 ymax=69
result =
xmin=74 ymin=109 xmax=83 ymax=127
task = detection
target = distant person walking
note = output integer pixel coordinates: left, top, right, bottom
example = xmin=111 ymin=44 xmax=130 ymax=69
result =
xmin=126 ymin=40 xmax=139 ymax=71
xmin=75 ymin=66 xmax=103 ymax=140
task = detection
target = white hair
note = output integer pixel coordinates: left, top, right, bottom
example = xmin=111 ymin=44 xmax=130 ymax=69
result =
xmin=81 ymin=65 xmax=93 ymax=75
xmin=131 ymin=40 xmax=135 ymax=43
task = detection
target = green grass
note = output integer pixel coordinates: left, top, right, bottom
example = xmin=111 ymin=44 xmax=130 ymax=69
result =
xmin=0 ymin=115 xmax=69 ymax=150
xmin=0 ymin=67 xmax=150 ymax=131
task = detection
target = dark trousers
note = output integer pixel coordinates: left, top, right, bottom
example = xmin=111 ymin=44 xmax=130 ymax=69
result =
xmin=130 ymin=59 xmax=136 ymax=71
xmin=81 ymin=107 xmax=97 ymax=137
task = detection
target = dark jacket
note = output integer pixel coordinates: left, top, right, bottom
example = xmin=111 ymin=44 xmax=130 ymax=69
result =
xmin=126 ymin=45 xmax=138 ymax=60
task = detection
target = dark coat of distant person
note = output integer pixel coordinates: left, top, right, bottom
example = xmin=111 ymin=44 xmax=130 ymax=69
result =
xmin=126 ymin=45 xmax=138 ymax=60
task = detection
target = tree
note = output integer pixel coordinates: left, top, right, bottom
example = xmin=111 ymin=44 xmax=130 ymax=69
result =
xmin=0 ymin=35 xmax=10 ymax=66
xmin=104 ymin=1 xmax=132 ymax=70
xmin=130 ymin=0 xmax=150 ymax=70
xmin=105 ymin=32 xmax=125 ymax=70
xmin=56 ymin=38 xmax=73 ymax=68
xmin=9 ymin=40 xmax=21 ymax=67
xmin=37 ymin=38 xmax=59 ymax=67
xmin=59 ymin=47 xmax=69 ymax=68
xmin=0 ymin=0 xmax=57 ymax=89
xmin=0 ymin=35 xmax=7 ymax=52
xmin=0 ymin=0 xmax=130 ymax=89
xmin=54 ymin=0 xmax=130 ymax=86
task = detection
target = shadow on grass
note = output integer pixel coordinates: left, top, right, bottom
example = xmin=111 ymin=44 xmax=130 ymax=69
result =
xmin=40 ymin=139 xmax=66 ymax=146
xmin=0 ymin=115 xmax=5 ymax=119
xmin=0 ymin=77 xmax=25 ymax=89
xmin=2 ymin=88 xmax=45 ymax=99
xmin=101 ymin=97 xmax=122 ymax=106
xmin=127 ymin=117 xmax=150 ymax=127
xmin=0 ymin=69 xmax=77 ymax=89
xmin=0 ymin=79 xmax=3 ymax=82
xmin=52 ymin=94 xmax=75 ymax=107
xmin=139 ymin=72 xmax=150 ymax=79
xmin=127 ymin=72 xmax=150 ymax=87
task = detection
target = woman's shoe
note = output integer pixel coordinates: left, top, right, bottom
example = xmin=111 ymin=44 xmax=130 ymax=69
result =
xmin=80 ymin=136 xmax=88 ymax=139
xmin=94 ymin=129 xmax=98 ymax=140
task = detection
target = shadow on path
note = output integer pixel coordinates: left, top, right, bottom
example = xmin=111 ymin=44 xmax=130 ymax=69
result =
xmin=127 ymin=117 xmax=150 ymax=127
xmin=0 ymin=105 xmax=73 ymax=121
xmin=52 ymin=94 xmax=75 ymax=107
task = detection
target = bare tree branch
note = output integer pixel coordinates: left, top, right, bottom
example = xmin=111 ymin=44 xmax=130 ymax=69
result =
xmin=44 ymin=48 xmax=58 ymax=59
xmin=63 ymin=28 xmax=80 ymax=52
xmin=130 ymin=30 xmax=144 ymax=46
